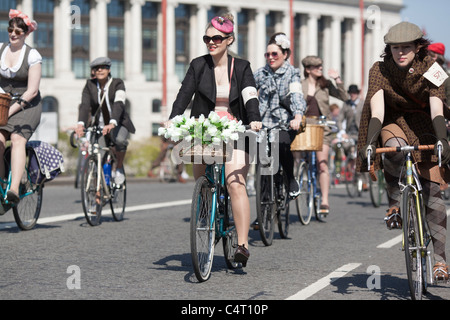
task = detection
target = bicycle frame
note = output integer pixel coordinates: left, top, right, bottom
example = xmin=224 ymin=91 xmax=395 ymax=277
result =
xmin=85 ymin=127 xmax=113 ymax=200
xmin=399 ymin=151 xmax=430 ymax=257
xmin=204 ymin=163 xmax=234 ymax=239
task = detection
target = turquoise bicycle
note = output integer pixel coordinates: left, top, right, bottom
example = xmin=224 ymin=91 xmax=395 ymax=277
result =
xmin=190 ymin=161 xmax=240 ymax=282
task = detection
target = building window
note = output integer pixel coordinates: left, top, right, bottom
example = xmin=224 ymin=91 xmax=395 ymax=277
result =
xmin=72 ymin=0 xmax=90 ymax=79
xmin=237 ymin=10 xmax=249 ymax=59
xmin=33 ymin=0 xmax=54 ymax=78
xmin=42 ymin=96 xmax=58 ymax=112
xmin=0 ymin=1 xmax=16 ymax=12
xmin=142 ymin=1 xmax=158 ymax=81
xmin=152 ymin=99 xmax=161 ymax=113
xmin=107 ymin=0 xmax=125 ymax=78
xmin=175 ymin=4 xmax=190 ymax=81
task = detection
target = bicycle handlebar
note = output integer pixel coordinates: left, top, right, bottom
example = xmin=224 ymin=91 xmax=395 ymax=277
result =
xmin=368 ymin=144 xmax=437 ymax=182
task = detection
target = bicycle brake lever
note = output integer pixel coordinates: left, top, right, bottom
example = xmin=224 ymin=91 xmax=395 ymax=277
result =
xmin=366 ymin=146 xmax=372 ymax=171
xmin=437 ymin=141 xmax=443 ymax=168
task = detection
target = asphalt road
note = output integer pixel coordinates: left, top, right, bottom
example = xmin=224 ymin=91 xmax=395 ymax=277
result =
xmin=1 ymin=178 xmax=449 ymax=305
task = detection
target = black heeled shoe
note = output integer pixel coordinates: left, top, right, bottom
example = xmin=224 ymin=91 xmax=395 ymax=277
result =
xmin=234 ymin=245 xmax=250 ymax=267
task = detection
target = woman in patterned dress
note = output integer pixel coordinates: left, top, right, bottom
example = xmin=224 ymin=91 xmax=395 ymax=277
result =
xmin=357 ymin=21 xmax=450 ymax=281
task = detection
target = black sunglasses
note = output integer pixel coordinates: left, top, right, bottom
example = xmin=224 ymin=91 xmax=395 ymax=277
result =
xmin=203 ymin=35 xmax=230 ymax=44
xmin=7 ymin=27 xmax=24 ymax=35
xmin=92 ymin=65 xmax=110 ymax=72
xmin=264 ymin=51 xmax=279 ymax=59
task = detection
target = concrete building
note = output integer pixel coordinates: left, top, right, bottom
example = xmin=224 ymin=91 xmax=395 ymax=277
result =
xmin=0 ymin=0 xmax=403 ymax=142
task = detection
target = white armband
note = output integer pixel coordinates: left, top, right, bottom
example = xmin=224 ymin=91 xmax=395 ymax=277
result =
xmin=289 ymin=82 xmax=301 ymax=94
xmin=114 ymin=90 xmax=126 ymax=103
xmin=241 ymin=86 xmax=258 ymax=104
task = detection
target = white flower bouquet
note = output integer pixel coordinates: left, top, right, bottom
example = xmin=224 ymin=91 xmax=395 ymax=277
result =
xmin=158 ymin=112 xmax=246 ymax=163
xmin=158 ymin=111 xmax=245 ymax=145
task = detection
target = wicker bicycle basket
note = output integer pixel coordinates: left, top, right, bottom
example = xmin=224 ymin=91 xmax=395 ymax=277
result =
xmin=179 ymin=142 xmax=232 ymax=164
xmin=0 ymin=93 xmax=11 ymax=126
xmin=291 ymin=124 xmax=324 ymax=151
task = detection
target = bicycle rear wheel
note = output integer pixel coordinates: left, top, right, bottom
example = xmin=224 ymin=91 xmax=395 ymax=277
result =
xmin=12 ymin=169 xmax=43 ymax=231
xmin=81 ymin=155 xmax=103 ymax=226
xmin=295 ymin=161 xmax=313 ymax=225
xmin=277 ymin=169 xmax=289 ymax=239
xmin=190 ymin=175 xmax=215 ymax=282
xmin=255 ymin=163 xmax=275 ymax=246
xmin=402 ymin=186 xmax=424 ymax=300
xmin=222 ymin=194 xmax=239 ymax=269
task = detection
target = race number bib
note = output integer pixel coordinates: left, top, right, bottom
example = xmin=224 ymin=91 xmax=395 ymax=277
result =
xmin=423 ymin=62 xmax=449 ymax=87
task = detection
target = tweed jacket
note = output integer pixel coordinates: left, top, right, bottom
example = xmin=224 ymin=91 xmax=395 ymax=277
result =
xmin=356 ymin=56 xmax=449 ymax=181
xmin=169 ymin=54 xmax=261 ymax=125
xmin=301 ymin=78 xmax=347 ymax=119
xmin=79 ymin=77 xmax=135 ymax=134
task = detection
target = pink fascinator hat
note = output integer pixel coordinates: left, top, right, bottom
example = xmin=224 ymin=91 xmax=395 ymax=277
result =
xmin=211 ymin=16 xmax=233 ymax=34
xmin=9 ymin=9 xmax=38 ymax=34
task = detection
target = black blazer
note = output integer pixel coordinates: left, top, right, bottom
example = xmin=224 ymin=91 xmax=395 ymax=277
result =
xmin=79 ymin=77 xmax=136 ymax=134
xmin=169 ymin=54 xmax=261 ymax=125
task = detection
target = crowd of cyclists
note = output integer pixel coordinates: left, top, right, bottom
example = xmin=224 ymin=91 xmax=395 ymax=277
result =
xmin=2 ymin=7 xmax=450 ymax=291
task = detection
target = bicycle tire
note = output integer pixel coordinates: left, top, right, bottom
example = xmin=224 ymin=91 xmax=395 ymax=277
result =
xmin=109 ymin=156 xmax=126 ymax=222
xmin=222 ymin=194 xmax=239 ymax=269
xmin=12 ymin=169 xmax=43 ymax=231
xmin=344 ymin=159 xmax=358 ymax=198
xmin=277 ymin=169 xmax=289 ymax=239
xmin=190 ymin=175 xmax=215 ymax=282
xmin=81 ymin=155 xmax=103 ymax=226
xmin=295 ymin=161 xmax=313 ymax=225
xmin=255 ymin=163 xmax=275 ymax=246
xmin=370 ymin=170 xmax=385 ymax=208
xmin=402 ymin=186 xmax=424 ymax=300
xmin=314 ymin=193 xmax=326 ymax=222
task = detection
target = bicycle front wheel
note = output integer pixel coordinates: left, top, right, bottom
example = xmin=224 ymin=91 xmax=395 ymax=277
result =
xmin=12 ymin=171 xmax=43 ymax=231
xmin=402 ymin=186 xmax=424 ymax=300
xmin=81 ymin=155 xmax=103 ymax=226
xmin=255 ymin=163 xmax=275 ymax=246
xmin=190 ymin=175 xmax=215 ymax=282
xmin=370 ymin=170 xmax=385 ymax=208
xmin=295 ymin=161 xmax=313 ymax=225
xmin=344 ymin=159 xmax=359 ymax=198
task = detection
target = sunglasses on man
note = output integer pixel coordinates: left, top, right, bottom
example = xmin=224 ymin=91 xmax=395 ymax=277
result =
xmin=203 ymin=35 xmax=230 ymax=44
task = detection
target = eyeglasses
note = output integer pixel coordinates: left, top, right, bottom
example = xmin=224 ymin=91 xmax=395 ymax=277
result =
xmin=92 ymin=65 xmax=110 ymax=72
xmin=264 ymin=51 xmax=279 ymax=59
xmin=7 ymin=27 xmax=24 ymax=35
xmin=203 ymin=35 xmax=230 ymax=44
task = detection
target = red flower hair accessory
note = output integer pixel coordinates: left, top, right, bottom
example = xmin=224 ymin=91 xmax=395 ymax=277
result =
xmin=211 ymin=16 xmax=233 ymax=34
xmin=9 ymin=9 xmax=38 ymax=34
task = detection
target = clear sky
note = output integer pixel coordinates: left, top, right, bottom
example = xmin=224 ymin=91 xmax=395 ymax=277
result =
xmin=401 ymin=0 xmax=450 ymax=60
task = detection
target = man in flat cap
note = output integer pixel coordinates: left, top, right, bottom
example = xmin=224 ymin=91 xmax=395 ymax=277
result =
xmin=76 ymin=57 xmax=136 ymax=186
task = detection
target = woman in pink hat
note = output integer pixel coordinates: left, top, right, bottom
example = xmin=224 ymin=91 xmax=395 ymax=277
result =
xmin=0 ymin=10 xmax=41 ymax=204
xmin=169 ymin=13 xmax=262 ymax=267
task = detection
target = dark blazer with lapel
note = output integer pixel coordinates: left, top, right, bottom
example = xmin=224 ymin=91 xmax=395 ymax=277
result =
xmin=169 ymin=54 xmax=261 ymax=124
xmin=79 ymin=77 xmax=136 ymax=134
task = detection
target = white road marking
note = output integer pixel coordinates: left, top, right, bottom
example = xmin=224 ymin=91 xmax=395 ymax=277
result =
xmin=0 ymin=199 xmax=192 ymax=230
xmin=285 ymin=263 xmax=362 ymax=300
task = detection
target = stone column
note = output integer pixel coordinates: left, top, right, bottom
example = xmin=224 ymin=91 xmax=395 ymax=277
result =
xmin=255 ymin=8 xmax=267 ymax=69
xmin=306 ymin=13 xmax=319 ymax=56
xmin=54 ymin=0 xmax=75 ymax=79
xmin=125 ymin=0 xmax=145 ymax=81
xmin=330 ymin=15 xmax=342 ymax=74
xmin=92 ymin=0 xmax=109 ymax=60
